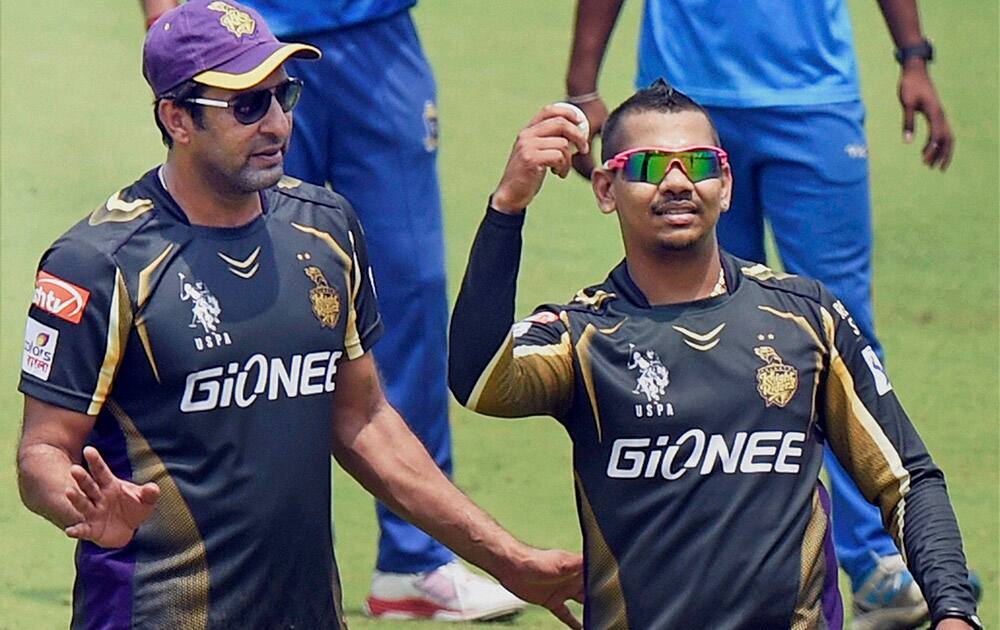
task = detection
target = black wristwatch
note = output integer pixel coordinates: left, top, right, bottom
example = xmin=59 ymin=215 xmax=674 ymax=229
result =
xmin=936 ymin=609 xmax=984 ymax=630
xmin=895 ymin=39 xmax=934 ymax=64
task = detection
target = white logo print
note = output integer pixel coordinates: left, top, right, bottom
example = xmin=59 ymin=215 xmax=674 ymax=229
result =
xmin=845 ymin=144 xmax=868 ymax=159
xmin=179 ymin=272 xmax=232 ymax=351
xmin=861 ymin=345 xmax=893 ymax=395
xmin=628 ymin=343 xmax=674 ymax=418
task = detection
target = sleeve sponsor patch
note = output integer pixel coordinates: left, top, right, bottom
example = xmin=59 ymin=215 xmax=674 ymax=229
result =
xmin=526 ymin=311 xmax=559 ymax=325
xmin=33 ymin=271 xmax=91 ymax=324
xmin=861 ymin=345 xmax=892 ymax=395
xmin=23 ymin=317 xmax=59 ymax=381
xmin=512 ymin=311 xmax=560 ymax=338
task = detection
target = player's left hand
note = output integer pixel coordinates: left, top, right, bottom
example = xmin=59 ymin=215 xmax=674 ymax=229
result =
xmin=499 ymin=548 xmax=584 ymax=629
xmin=898 ymin=63 xmax=953 ymax=170
xmin=936 ymin=620 xmax=974 ymax=630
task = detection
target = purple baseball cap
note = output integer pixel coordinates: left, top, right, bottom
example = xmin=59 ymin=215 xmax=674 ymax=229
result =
xmin=143 ymin=0 xmax=320 ymax=97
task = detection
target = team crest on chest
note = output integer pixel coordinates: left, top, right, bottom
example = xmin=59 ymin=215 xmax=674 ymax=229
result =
xmin=178 ymin=272 xmax=232 ymax=351
xmin=304 ymin=266 xmax=341 ymax=329
xmin=753 ymin=345 xmax=798 ymax=407
xmin=628 ymin=343 xmax=674 ymax=418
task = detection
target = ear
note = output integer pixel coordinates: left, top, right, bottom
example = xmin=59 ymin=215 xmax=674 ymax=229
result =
xmin=718 ymin=162 xmax=733 ymax=212
xmin=158 ymin=100 xmax=197 ymax=146
xmin=591 ymin=168 xmax=618 ymax=215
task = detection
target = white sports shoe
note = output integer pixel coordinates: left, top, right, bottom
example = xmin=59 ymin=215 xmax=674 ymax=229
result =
xmin=850 ymin=554 xmax=928 ymax=630
xmin=364 ymin=561 xmax=527 ymax=622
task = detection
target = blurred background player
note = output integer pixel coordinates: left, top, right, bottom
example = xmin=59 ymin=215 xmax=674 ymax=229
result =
xmin=448 ymin=82 xmax=981 ymax=630
xmin=563 ymin=1 xmax=957 ymax=627
xmin=141 ymin=0 xmax=524 ymax=620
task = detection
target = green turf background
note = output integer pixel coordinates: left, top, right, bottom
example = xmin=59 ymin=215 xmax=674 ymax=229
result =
xmin=0 ymin=1 xmax=996 ymax=628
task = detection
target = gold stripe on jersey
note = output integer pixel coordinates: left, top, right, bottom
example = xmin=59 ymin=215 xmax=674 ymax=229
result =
xmin=107 ymin=399 xmax=209 ymax=629
xmin=757 ymin=306 xmax=825 ymax=435
xmin=740 ymin=263 xmax=792 ymax=282
xmin=467 ymin=332 xmax=573 ymax=418
xmin=291 ymin=223 xmax=366 ymax=358
xmin=344 ymin=230 xmax=365 ymax=359
xmin=89 ymin=190 xmax=155 ymax=226
xmin=821 ymin=307 xmax=910 ymax=557
xmin=87 ymin=270 xmax=132 ymax=416
xmin=136 ymin=244 xmax=175 ymax=383
xmin=576 ymin=324 xmax=604 ymax=442
xmin=576 ymin=473 xmax=629 ymax=629
xmin=791 ymin=487 xmax=829 ymax=630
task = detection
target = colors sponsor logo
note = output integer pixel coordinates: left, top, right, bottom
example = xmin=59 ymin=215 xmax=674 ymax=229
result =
xmin=23 ymin=317 xmax=59 ymax=381
xmin=33 ymin=271 xmax=91 ymax=324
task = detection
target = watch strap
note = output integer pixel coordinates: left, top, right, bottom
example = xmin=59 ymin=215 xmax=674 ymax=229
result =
xmin=895 ymin=39 xmax=934 ymax=64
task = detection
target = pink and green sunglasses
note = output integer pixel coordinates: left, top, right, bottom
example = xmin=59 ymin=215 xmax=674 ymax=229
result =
xmin=604 ymin=146 xmax=729 ymax=184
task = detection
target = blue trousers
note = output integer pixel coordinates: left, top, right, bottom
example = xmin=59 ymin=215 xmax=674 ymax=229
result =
xmin=711 ymin=102 xmax=899 ymax=587
xmin=282 ymin=11 xmax=455 ymax=573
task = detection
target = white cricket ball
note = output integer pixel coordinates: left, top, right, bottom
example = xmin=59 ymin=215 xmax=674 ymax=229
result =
xmin=552 ymin=101 xmax=590 ymax=139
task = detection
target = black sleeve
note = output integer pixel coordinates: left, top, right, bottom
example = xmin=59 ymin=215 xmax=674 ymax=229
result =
xmin=448 ymin=206 xmax=573 ymax=418
xmin=19 ymin=236 xmax=131 ymax=415
xmin=817 ymin=287 xmax=977 ymax=621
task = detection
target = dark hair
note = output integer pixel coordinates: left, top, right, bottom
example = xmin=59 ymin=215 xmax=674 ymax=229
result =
xmin=601 ymin=78 xmax=722 ymax=162
xmin=154 ymin=81 xmax=207 ymax=148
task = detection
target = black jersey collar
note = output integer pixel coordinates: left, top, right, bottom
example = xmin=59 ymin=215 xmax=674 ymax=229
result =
xmin=138 ymin=166 xmax=271 ymax=236
xmin=607 ymin=251 xmax=743 ymax=312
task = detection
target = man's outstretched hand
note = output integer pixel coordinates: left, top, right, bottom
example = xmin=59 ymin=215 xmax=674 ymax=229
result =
xmin=64 ymin=446 xmax=160 ymax=548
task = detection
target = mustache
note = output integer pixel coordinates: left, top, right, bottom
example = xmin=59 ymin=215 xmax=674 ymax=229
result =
xmin=652 ymin=191 xmax=695 ymax=213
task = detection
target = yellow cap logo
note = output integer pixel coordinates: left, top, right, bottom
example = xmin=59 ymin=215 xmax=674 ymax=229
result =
xmin=207 ymin=1 xmax=256 ymax=38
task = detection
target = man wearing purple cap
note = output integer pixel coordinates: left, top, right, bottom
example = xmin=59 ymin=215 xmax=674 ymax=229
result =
xmin=16 ymin=2 xmax=583 ymax=628
xmin=140 ymin=0 xmax=513 ymax=620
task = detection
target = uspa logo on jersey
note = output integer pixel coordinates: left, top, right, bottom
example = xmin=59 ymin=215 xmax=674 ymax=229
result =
xmin=628 ymin=343 xmax=674 ymax=418
xmin=179 ymin=272 xmax=232 ymax=351
xmin=33 ymin=271 xmax=91 ymax=324
xmin=23 ymin=317 xmax=59 ymax=381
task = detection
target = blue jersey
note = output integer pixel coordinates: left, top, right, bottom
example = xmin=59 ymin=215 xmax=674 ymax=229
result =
xmin=245 ymin=0 xmax=416 ymax=38
xmin=636 ymin=0 xmax=861 ymax=107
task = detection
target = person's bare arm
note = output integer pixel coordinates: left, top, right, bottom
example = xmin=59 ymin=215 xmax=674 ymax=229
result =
xmin=18 ymin=396 xmax=159 ymax=547
xmin=565 ymin=0 xmax=626 ymax=178
xmin=330 ymin=353 xmax=584 ymax=628
xmin=876 ymin=0 xmax=954 ymax=169
xmin=141 ymin=0 xmax=178 ymax=28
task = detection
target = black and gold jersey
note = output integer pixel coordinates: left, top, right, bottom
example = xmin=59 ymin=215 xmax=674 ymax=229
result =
xmin=19 ymin=168 xmax=382 ymax=629
xmin=449 ymin=208 xmax=976 ymax=630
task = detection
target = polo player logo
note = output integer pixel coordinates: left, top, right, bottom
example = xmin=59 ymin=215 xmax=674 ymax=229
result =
xmin=179 ymin=273 xmax=221 ymax=334
xmin=304 ymin=266 xmax=341 ymax=329
xmin=754 ymin=346 xmax=798 ymax=407
xmin=628 ymin=344 xmax=669 ymax=403
xmin=207 ymin=1 xmax=256 ymax=38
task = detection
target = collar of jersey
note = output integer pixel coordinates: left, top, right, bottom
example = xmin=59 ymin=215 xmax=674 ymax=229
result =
xmin=143 ymin=166 xmax=271 ymax=239
xmin=607 ymin=252 xmax=741 ymax=316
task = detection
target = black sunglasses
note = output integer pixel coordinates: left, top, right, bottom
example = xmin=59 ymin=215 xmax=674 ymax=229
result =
xmin=182 ymin=77 xmax=304 ymax=125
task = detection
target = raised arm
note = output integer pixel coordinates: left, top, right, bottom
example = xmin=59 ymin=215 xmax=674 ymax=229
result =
xmin=449 ymin=105 xmax=588 ymax=418
xmin=565 ymin=0 xmax=626 ymax=178
xmin=330 ymin=353 xmax=584 ymax=628
xmin=876 ymin=0 xmax=953 ymax=169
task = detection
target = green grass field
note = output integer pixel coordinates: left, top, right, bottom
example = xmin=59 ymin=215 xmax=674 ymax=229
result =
xmin=1 ymin=1 xmax=996 ymax=628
